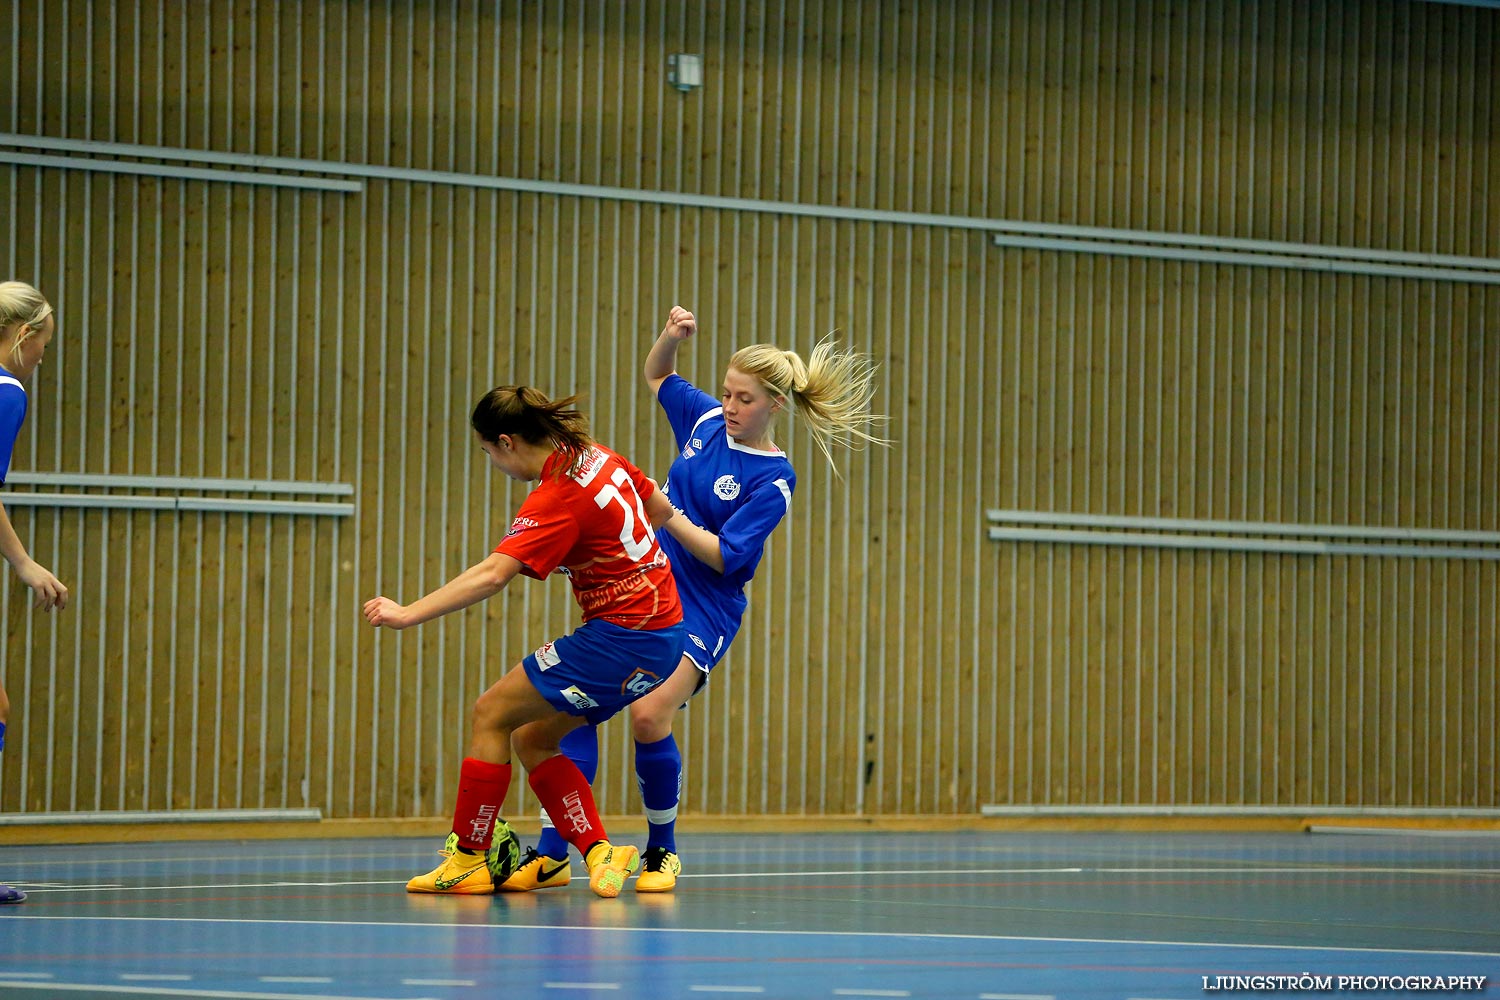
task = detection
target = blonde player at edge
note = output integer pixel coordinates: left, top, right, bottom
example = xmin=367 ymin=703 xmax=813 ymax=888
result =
xmin=0 ymin=281 xmax=69 ymax=905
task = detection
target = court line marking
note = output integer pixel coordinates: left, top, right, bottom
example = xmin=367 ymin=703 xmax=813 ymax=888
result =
xmin=4 ymin=913 xmax=1496 ymax=958
xmin=18 ymin=880 xmax=408 ymax=893
xmin=399 ymin=981 xmax=475 ymax=988
xmin=542 ymin=984 xmax=620 ymax=991
xmin=689 ymin=988 xmax=766 ymax=994
xmin=0 ymin=983 xmax=438 ymax=1000
xmin=120 ymin=975 xmax=193 ymax=981
xmin=16 ymin=864 xmax=1500 ymax=894
xmin=833 ymin=990 xmax=912 ymax=997
xmin=258 ymin=980 xmax=334 ymax=985
xmin=0 ymin=973 xmax=56 ymax=979
xmin=979 ymin=994 xmax=1055 ymax=999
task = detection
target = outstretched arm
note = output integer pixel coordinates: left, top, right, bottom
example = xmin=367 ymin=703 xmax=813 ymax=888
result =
xmin=644 ymin=305 xmax=697 ymax=396
xmin=363 ymin=551 xmax=524 ymax=630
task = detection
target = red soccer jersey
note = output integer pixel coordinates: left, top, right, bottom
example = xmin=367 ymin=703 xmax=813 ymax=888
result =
xmin=496 ymin=444 xmax=683 ymax=630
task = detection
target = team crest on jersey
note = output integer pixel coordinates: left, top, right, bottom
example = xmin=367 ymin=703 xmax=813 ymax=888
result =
xmin=714 ymin=474 xmax=741 ymax=500
xmin=559 ymin=685 xmax=599 ymax=710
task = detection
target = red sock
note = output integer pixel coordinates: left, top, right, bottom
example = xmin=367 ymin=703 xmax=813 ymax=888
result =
xmin=452 ymin=757 xmax=511 ymax=851
xmin=528 ymin=753 xmax=606 ymax=851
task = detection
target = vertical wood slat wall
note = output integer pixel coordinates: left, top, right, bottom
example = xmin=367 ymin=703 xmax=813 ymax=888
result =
xmin=0 ymin=0 xmax=1495 ymax=820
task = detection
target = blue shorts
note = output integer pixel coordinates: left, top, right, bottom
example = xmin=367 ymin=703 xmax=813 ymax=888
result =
xmin=523 ymin=618 xmax=686 ymax=726
xmin=678 ymin=586 xmax=742 ymax=690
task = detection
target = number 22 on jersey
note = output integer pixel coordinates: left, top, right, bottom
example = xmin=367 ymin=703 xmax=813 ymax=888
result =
xmin=592 ymin=467 xmax=657 ymax=562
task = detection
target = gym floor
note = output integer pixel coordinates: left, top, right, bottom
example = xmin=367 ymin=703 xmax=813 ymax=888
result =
xmin=1 ymin=830 xmax=1496 ymax=999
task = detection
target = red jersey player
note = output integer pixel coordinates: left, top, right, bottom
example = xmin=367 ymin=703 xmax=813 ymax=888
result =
xmin=362 ymin=385 xmax=684 ymax=898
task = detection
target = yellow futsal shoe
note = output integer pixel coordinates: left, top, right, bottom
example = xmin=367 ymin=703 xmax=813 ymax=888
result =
xmin=406 ymin=832 xmax=494 ymax=894
xmin=584 ymin=841 xmax=640 ymax=899
xmin=500 ymin=847 xmax=574 ymax=892
xmin=635 ymin=846 xmax=681 ymax=893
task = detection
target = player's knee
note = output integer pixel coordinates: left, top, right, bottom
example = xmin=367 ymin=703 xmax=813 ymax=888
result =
xmin=512 ymin=728 xmax=558 ymax=770
xmin=471 ymin=688 xmax=506 ymax=733
xmin=629 ymin=702 xmax=673 ymax=743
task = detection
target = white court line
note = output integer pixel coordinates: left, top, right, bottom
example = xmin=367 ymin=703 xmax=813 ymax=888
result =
xmin=980 ymin=994 xmax=1055 ymax=1000
xmin=1091 ymin=867 xmax=1500 ymax=876
xmin=5 ymin=913 xmax=1498 ymax=959
xmin=689 ymin=987 xmax=766 ymax=994
xmin=0 ymin=983 xmax=438 ymax=1000
xmin=0 ymin=973 xmax=56 ymax=979
xmin=21 ymin=880 xmax=407 ymax=893
xmin=543 ymin=984 xmax=620 ymax=991
xmin=833 ymin=991 xmax=911 ymax=997
xmin=16 ymin=864 xmax=1500 ymax=895
xmin=259 ymin=979 xmax=334 ymax=985
xmin=121 ymin=975 xmax=193 ymax=981
xmin=6 ymin=882 xmax=122 ymax=889
xmin=399 ymin=980 xmax=475 ymax=988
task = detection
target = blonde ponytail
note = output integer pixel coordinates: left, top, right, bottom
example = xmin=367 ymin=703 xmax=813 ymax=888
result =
xmin=729 ymin=336 xmax=890 ymax=477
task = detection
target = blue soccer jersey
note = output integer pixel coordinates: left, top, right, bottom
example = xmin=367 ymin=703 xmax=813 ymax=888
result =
xmin=0 ymin=369 xmax=29 ymax=485
xmin=655 ymin=373 xmax=796 ymax=624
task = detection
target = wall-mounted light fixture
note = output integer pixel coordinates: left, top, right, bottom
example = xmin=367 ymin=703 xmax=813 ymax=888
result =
xmin=667 ymin=53 xmax=703 ymax=92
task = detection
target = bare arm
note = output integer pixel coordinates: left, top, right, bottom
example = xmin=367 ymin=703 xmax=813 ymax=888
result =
xmin=661 ymin=511 xmax=726 ymax=575
xmin=363 ymin=551 xmax=524 ymax=630
xmin=643 ymin=486 xmax=677 ymax=530
xmin=0 ymin=498 xmax=68 ymax=610
xmin=644 ymin=306 xmax=697 ymax=396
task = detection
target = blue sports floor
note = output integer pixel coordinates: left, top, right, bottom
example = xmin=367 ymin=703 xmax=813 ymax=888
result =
xmin=0 ymin=831 xmax=1496 ymax=1000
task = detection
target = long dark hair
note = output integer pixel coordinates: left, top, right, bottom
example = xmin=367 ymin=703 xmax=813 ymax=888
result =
xmin=471 ymin=385 xmax=593 ymax=477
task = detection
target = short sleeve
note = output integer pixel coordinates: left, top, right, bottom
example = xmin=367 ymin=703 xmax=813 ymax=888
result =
xmin=656 ymin=374 xmax=721 ymax=451
xmin=0 ymin=380 xmax=29 ymax=485
xmin=717 ymin=473 xmax=795 ymax=583
xmin=494 ymin=485 xmax=580 ymax=579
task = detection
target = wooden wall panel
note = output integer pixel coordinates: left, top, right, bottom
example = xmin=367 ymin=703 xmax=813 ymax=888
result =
xmin=0 ymin=0 xmax=1496 ymax=824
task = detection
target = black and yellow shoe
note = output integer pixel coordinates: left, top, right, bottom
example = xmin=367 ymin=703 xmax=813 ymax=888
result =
xmin=584 ymin=841 xmax=640 ymax=899
xmin=634 ymin=846 xmax=681 ymax=893
xmin=406 ymin=833 xmax=494 ymax=894
xmin=499 ymin=848 xmax=573 ymax=892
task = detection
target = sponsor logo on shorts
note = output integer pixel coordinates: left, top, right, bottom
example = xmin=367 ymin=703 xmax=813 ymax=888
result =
xmin=689 ymin=633 xmax=708 ymax=652
xmin=714 ymin=474 xmax=741 ymax=500
xmin=559 ymin=685 xmax=599 ymax=710
xmin=620 ymin=668 xmax=663 ymax=697
xmin=535 ymin=641 xmax=562 ymax=670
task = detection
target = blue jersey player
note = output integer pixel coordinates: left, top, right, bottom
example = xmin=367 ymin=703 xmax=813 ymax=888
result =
xmin=0 ymin=281 xmax=68 ymax=905
xmin=505 ymin=305 xmax=887 ymax=893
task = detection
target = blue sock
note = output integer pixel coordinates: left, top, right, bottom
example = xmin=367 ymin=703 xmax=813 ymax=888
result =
xmin=0 ymin=721 xmax=6 ymax=754
xmin=537 ymin=725 xmax=598 ymax=860
xmin=634 ymin=734 xmax=682 ymax=854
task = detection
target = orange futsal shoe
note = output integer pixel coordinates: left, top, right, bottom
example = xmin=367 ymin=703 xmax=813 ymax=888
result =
xmin=500 ymin=847 xmax=573 ymax=892
xmin=406 ymin=833 xmax=494 ymax=894
xmin=584 ymin=841 xmax=640 ymax=899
